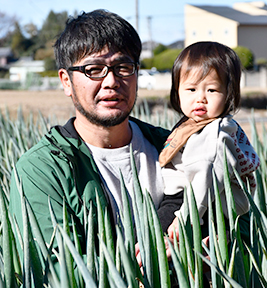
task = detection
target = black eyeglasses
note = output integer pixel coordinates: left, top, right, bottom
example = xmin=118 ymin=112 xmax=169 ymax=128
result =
xmin=68 ymin=62 xmax=138 ymax=79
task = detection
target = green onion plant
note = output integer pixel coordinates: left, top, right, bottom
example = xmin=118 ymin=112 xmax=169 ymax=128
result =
xmin=0 ymin=104 xmax=266 ymax=287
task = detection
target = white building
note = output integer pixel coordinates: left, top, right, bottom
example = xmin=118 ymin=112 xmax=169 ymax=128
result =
xmin=9 ymin=57 xmax=45 ymax=83
xmin=185 ymin=1 xmax=267 ymax=61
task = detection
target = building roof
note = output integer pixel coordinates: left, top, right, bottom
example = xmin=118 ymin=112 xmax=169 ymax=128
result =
xmin=9 ymin=57 xmax=44 ymax=68
xmin=0 ymin=47 xmax=12 ymax=58
xmin=193 ymin=5 xmax=267 ymax=25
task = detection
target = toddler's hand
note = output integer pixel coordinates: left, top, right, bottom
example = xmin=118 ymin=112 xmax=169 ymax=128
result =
xmin=167 ymin=216 xmax=179 ymax=241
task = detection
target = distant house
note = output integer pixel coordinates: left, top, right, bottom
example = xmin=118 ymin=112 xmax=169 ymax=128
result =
xmin=0 ymin=47 xmax=13 ymax=67
xmin=168 ymin=40 xmax=184 ymax=50
xmin=185 ymin=1 xmax=267 ymax=61
xmin=141 ymin=41 xmax=160 ymax=59
xmin=9 ymin=57 xmax=45 ymax=83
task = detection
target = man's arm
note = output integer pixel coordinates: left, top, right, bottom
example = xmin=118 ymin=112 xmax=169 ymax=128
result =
xmin=9 ymin=154 xmax=86 ymax=251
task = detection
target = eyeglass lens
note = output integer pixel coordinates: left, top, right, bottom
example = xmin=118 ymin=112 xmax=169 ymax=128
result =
xmin=85 ymin=63 xmax=135 ymax=78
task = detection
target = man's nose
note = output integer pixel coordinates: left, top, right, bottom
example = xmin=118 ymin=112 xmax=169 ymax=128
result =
xmin=102 ymin=69 xmax=120 ymax=88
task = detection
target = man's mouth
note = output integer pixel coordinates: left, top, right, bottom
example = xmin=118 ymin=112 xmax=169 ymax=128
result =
xmin=96 ymin=94 xmax=121 ymax=103
xmin=97 ymin=95 xmax=123 ymax=107
xmin=103 ymin=97 xmax=119 ymax=101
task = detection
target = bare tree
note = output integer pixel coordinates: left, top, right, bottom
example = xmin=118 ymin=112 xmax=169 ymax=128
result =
xmin=0 ymin=11 xmax=17 ymax=39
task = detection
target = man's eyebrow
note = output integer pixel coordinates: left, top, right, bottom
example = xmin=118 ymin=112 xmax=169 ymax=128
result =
xmin=84 ymin=55 xmax=133 ymax=64
xmin=113 ymin=55 xmax=133 ymax=62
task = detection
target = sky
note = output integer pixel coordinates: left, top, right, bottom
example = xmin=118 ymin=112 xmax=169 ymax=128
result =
xmin=1 ymin=0 xmax=243 ymax=45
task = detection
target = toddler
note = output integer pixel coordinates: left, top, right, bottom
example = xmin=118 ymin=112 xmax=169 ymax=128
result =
xmin=159 ymin=41 xmax=260 ymax=239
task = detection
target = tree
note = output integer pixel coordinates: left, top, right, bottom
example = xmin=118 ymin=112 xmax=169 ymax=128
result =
xmin=24 ymin=22 xmax=38 ymax=38
xmin=0 ymin=11 xmax=17 ymax=46
xmin=44 ymin=57 xmax=57 ymax=71
xmin=34 ymin=10 xmax=68 ymax=65
xmin=153 ymin=49 xmax=182 ymax=71
xmin=233 ymin=46 xmax=254 ymax=70
xmin=39 ymin=10 xmax=68 ymax=45
xmin=10 ymin=22 xmax=26 ymax=58
xmin=153 ymin=44 xmax=168 ymax=56
xmin=0 ymin=12 xmax=16 ymax=38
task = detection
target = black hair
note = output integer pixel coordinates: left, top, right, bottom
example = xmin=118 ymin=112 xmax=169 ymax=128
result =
xmin=170 ymin=41 xmax=241 ymax=116
xmin=54 ymin=9 xmax=141 ymax=69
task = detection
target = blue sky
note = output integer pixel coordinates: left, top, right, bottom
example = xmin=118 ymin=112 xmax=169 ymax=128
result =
xmin=1 ymin=0 xmax=242 ymax=45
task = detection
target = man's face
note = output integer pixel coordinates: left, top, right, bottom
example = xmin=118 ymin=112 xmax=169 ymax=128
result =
xmin=67 ymin=47 xmax=138 ymax=127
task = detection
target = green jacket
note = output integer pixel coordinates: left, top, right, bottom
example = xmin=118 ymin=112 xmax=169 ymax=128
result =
xmin=9 ymin=117 xmax=170 ymax=250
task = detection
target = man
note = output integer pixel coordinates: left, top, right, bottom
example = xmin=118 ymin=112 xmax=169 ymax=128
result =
xmin=9 ymin=9 xmax=179 ymax=249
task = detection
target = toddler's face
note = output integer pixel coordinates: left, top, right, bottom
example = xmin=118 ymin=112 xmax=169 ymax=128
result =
xmin=178 ymin=67 xmax=227 ymax=122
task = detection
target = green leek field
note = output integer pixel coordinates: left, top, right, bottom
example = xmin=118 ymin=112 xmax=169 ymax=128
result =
xmin=0 ymin=103 xmax=266 ymax=288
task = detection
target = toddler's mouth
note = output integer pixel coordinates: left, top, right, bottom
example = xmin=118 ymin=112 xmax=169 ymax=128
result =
xmin=194 ymin=107 xmax=207 ymax=116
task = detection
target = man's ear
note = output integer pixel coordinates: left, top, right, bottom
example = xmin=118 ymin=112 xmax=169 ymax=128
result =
xmin=58 ymin=69 xmax=72 ymax=97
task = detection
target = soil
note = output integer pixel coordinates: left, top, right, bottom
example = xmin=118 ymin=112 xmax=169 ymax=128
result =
xmin=0 ymin=89 xmax=169 ymax=120
xmin=0 ymin=90 xmax=75 ymax=122
xmin=0 ymin=89 xmax=266 ymax=140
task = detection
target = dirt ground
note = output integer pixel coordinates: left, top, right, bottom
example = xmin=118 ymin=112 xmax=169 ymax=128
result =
xmin=0 ymin=89 xmax=169 ymax=120
xmin=0 ymin=90 xmax=75 ymax=122
xmin=0 ymin=89 xmax=266 ymax=140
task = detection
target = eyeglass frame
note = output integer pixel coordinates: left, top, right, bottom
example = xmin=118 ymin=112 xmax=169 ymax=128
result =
xmin=67 ymin=62 xmax=139 ymax=79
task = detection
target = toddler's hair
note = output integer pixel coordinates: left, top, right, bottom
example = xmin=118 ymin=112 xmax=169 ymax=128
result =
xmin=170 ymin=41 xmax=241 ymax=116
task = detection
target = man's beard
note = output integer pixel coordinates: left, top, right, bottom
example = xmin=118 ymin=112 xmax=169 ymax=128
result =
xmin=71 ymin=90 xmax=136 ymax=128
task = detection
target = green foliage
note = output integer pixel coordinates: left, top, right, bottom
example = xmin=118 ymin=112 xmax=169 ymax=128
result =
xmin=153 ymin=49 xmax=182 ymax=71
xmin=10 ymin=22 xmax=27 ymax=58
xmin=0 ymin=10 xmax=68 ymax=62
xmin=141 ymin=49 xmax=182 ymax=70
xmin=0 ymin=106 xmax=266 ymax=287
xmin=141 ymin=58 xmax=154 ymax=69
xmin=44 ymin=57 xmax=57 ymax=71
xmin=0 ymin=81 xmax=20 ymax=90
xmin=34 ymin=41 xmax=55 ymax=60
xmin=153 ymin=44 xmax=168 ymax=56
xmin=0 ymin=68 xmax=9 ymax=79
xmin=233 ymin=46 xmax=254 ymax=70
xmin=39 ymin=70 xmax=59 ymax=77
xmin=39 ymin=10 xmax=68 ymax=45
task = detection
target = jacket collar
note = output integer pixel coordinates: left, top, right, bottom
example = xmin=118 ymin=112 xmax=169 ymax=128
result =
xmin=50 ymin=116 xmax=170 ymax=154
xmin=57 ymin=117 xmax=80 ymax=139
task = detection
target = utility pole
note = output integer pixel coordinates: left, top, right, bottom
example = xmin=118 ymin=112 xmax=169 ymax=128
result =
xmin=147 ymin=16 xmax=153 ymax=57
xmin=135 ymin=0 xmax=139 ymax=33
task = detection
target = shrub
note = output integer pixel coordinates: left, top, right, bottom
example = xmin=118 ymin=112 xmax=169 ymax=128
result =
xmin=141 ymin=49 xmax=182 ymax=71
xmin=141 ymin=57 xmax=154 ymax=69
xmin=233 ymin=46 xmax=254 ymax=70
xmin=39 ymin=70 xmax=58 ymax=77
xmin=44 ymin=57 xmax=57 ymax=71
xmin=153 ymin=44 xmax=168 ymax=56
xmin=153 ymin=49 xmax=182 ymax=71
xmin=0 ymin=80 xmax=21 ymax=90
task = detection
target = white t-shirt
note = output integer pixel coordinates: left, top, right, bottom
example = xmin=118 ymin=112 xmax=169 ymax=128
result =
xmin=86 ymin=120 xmax=164 ymax=223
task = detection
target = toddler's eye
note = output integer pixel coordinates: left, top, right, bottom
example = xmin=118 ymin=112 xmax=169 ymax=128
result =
xmin=208 ymin=89 xmax=216 ymax=93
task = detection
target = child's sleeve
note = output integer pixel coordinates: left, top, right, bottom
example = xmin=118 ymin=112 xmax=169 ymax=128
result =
xmin=157 ymin=191 xmax=184 ymax=233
